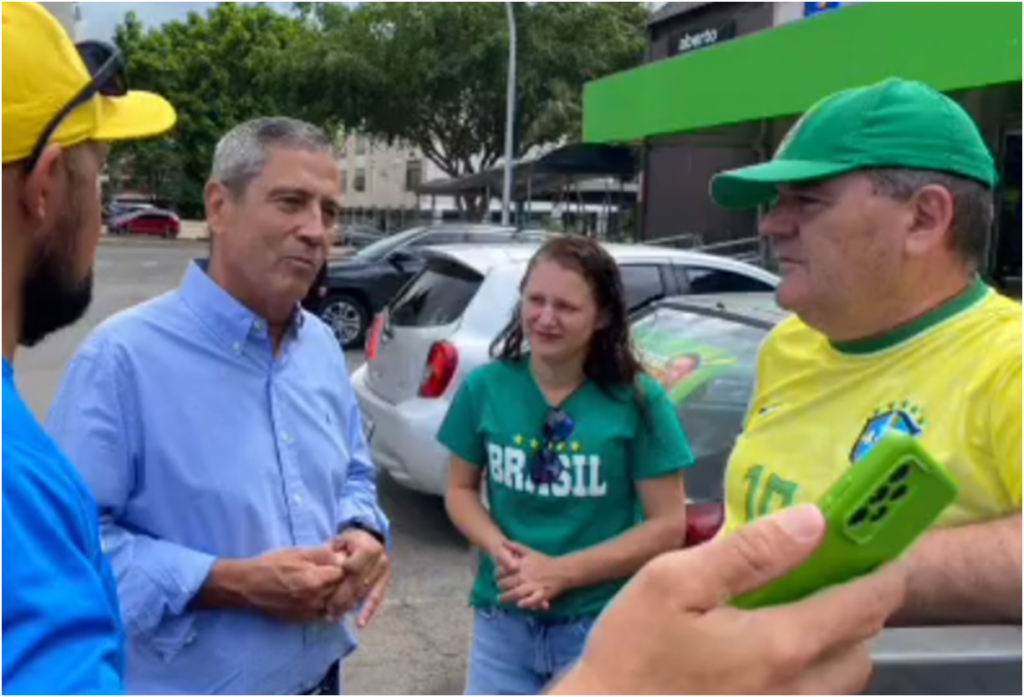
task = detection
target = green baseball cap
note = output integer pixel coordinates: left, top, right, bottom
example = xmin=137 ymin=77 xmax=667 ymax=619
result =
xmin=711 ymin=78 xmax=999 ymax=210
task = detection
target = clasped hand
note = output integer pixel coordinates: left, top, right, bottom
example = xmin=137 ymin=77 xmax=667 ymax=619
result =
xmin=246 ymin=530 xmax=390 ymax=628
xmin=494 ymin=541 xmax=571 ymax=612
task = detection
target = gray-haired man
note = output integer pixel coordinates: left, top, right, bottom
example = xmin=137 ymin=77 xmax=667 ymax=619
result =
xmin=48 ymin=118 xmax=391 ymax=695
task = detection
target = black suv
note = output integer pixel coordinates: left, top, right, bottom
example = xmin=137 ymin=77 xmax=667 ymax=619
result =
xmin=307 ymin=224 xmax=549 ymax=348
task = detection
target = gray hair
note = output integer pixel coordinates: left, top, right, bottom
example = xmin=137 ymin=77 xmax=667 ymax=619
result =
xmin=866 ymin=169 xmax=995 ymax=269
xmin=209 ymin=117 xmax=335 ymax=197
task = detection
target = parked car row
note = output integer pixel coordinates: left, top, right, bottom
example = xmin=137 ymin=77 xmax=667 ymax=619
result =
xmin=310 ymin=224 xmax=555 ymax=348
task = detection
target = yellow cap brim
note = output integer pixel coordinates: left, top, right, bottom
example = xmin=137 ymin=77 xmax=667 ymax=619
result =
xmin=91 ymin=90 xmax=177 ymax=143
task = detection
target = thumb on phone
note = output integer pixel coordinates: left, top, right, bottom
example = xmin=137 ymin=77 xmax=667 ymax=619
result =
xmin=685 ymin=505 xmax=826 ymax=611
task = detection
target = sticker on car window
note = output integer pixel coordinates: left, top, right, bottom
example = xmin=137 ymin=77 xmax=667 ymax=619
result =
xmin=635 ymin=328 xmax=740 ymax=405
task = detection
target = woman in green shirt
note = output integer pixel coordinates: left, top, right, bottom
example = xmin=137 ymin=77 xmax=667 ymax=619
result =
xmin=438 ymin=236 xmax=695 ymax=695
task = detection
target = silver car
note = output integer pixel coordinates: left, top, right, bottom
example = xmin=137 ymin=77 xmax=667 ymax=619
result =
xmin=350 ymin=242 xmax=780 ymax=497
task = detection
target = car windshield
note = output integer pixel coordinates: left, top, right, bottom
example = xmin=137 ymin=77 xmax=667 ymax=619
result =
xmin=355 ymin=227 xmax=425 ymax=261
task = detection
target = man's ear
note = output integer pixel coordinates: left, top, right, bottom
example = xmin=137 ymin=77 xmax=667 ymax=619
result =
xmin=906 ymin=185 xmax=956 ymax=259
xmin=22 ymin=144 xmax=66 ymax=227
xmin=205 ymin=180 xmax=232 ymax=241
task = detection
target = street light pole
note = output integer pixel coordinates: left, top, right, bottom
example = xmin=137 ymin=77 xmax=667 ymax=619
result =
xmin=501 ymin=1 xmax=517 ymax=227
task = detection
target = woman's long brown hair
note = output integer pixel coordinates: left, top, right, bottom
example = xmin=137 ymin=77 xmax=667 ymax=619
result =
xmin=491 ymin=236 xmax=650 ymax=422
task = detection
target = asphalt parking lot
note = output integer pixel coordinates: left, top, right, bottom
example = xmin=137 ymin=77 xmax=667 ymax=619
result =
xmin=16 ymin=240 xmax=474 ymax=695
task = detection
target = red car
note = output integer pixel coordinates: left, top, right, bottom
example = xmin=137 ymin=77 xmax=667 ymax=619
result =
xmin=109 ymin=208 xmax=181 ymax=239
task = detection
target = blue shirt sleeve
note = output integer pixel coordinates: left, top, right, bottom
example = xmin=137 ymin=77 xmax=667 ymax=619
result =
xmin=46 ymin=342 xmax=216 ymax=653
xmin=2 ymin=454 xmax=124 ymax=696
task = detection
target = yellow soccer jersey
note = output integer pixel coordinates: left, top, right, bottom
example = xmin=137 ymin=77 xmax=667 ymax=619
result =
xmin=723 ymin=280 xmax=1022 ymax=536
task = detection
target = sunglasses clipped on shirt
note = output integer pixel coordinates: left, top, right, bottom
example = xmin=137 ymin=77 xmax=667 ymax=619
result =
xmin=24 ymin=41 xmax=129 ymax=173
xmin=528 ymin=408 xmax=576 ymax=487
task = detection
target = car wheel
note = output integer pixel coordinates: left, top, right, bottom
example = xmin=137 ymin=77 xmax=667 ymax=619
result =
xmin=320 ymin=294 xmax=368 ymax=350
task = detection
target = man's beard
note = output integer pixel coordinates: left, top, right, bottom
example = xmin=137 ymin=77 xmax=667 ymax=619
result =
xmin=19 ymin=203 xmax=95 ymax=348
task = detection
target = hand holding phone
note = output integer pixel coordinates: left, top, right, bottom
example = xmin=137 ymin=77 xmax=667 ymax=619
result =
xmin=732 ymin=432 xmax=958 ymax=610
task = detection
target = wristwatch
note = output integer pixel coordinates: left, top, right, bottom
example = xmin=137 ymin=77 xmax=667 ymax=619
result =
xmin=340 ymin=520 xmax=386 ymax=547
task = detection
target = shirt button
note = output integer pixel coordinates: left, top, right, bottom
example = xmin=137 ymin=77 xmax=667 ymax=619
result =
xmin=233 ymin=342 xmax=242 ymax=354
xmin=254 ymin=320 xmax=265 ymax=333
xmin=293 ymin=494 xmax=304 ymax=506
xmin=282 ymin=432 xmax=292 ymax=444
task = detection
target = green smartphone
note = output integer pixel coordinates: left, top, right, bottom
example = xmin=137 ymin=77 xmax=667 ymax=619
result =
xmin=732 ymin=431 xmax=959 ymax=610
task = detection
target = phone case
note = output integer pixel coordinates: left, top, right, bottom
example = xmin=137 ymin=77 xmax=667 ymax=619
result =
xmin=732 ymin=431 xmax=959 ymax=610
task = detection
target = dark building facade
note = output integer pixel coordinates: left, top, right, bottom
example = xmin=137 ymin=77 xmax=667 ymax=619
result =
xmin=640 ymin=3 xmax=780 ymax=248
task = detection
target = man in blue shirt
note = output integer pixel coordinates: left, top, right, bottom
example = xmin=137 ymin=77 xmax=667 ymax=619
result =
xmin=48 ymin=118 xmax=392 ymax=695
xmin=2 ymin=3 xmax=177 ymax=694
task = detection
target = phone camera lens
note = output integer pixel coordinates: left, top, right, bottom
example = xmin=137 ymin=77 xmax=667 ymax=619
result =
xmin=849 ymin=508 xmax=870 ymax=528
xmin=871 ymin=487 xmax=890 ymax=505
xmin=890 ymin=463 xmax=913 ymax=484
xmin=870 ymin=506 xmax=889 ymax=523
xmin=890 ymin=485 xmax=909 ymax=502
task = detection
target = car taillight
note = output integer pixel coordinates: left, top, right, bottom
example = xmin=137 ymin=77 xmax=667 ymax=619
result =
xmin=419 ymin=342 xmax=458 ymax=399
xmin=685 ymin=502 xmax=725 ymax=548
xmin=366 ymin=315 xmax=384 ymax=362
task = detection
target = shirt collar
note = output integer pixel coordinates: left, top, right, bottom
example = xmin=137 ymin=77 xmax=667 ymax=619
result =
xmin=179 ymin=262 xmax=305 ymax=354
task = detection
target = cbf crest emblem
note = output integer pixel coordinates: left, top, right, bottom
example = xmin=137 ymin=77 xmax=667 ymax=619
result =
xmin=850 ymin=401 xmax=926 ymax=463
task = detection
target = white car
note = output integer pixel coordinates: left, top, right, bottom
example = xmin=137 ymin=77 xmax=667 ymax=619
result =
xmin=351 ymin=242 xmax=780 ymax=497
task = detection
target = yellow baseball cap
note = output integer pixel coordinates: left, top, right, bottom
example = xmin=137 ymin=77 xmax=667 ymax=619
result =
xmin=2 ymin=1 xmax=177 ymax=166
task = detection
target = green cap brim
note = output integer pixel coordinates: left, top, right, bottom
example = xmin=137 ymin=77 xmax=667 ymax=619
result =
xmin=711 ymin=160 xmax=860 ymax=210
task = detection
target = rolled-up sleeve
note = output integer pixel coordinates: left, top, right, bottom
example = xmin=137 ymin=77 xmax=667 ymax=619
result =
xmin=47 ymin=342 xmax=216 ymax=648
xmin=335 ymin=374 xmax=391 ymax=548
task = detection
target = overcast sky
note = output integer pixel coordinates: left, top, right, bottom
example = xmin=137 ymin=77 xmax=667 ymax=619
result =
xmin=77 ymin=1 xmax=665 ymax=41
xmin=78 ymin=2 xmax=292 ymax=41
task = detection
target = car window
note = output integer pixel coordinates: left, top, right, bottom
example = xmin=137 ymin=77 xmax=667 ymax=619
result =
xmin=683 ymin=266 xmax=775 ymax=294
xmin=388 ymin=258 xmax=484 ymax=328
xmin=410 ymin=232 xmax=468 ymax=247
xmin=355 ymin=227 xmax=426 ymax=261
xmin=620 ymin=264 xmax=667 ymax=311
xmin=632 ymin=307 xmax=769 ymax=502
xmin=463 ymin=231 xmax=510 ymax=244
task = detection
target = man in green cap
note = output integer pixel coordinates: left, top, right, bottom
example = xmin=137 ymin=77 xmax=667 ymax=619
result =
xmin=2 ymin=2 xmax=176 ymax=693
xmin=712 ymin=78 xmax=1021 ymax=625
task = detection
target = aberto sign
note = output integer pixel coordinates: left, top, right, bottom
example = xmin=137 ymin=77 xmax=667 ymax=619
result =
xmin=669 ymin=20 xmax=738 ymax=57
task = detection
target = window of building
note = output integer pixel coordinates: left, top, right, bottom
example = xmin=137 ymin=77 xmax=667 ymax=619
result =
xmin=355 ymin=137 xmax=368 ymax=156
xmin=354 ymin=168 xmax=367 ymax=193
xmin=405 ymin=160 xmax=424 ymax=191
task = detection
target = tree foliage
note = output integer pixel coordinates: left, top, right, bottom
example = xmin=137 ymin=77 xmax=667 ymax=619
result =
xmin=111 ymin=4 xmax=310 ymax=215
xmin=286 ymin=3 xmax=647 ymax=201
xmin=111 ymin=2 xmax=648 ymax=217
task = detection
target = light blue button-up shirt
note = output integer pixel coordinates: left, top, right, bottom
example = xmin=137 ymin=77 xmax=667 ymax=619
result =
xmin=47 ymin=263 xmax=389 ymax=695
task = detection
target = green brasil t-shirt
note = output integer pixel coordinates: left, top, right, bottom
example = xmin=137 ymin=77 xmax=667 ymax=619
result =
xmin=437 ymin=358 xmax=695 ymax=619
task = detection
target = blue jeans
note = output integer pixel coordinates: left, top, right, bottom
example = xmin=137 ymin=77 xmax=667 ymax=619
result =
xmin=464 ymin=608 xmax=596 ymax=696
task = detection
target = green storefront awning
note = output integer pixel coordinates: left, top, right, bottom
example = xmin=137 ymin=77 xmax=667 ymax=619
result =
xmin=583 ymin=3 xmax=1023 ymax=144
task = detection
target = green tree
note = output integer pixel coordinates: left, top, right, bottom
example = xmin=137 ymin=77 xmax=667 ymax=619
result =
xmin=111 ymin=4 xmax=311 ymax=216
xmin=286 ymin=2 xmax=648 ymax=217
